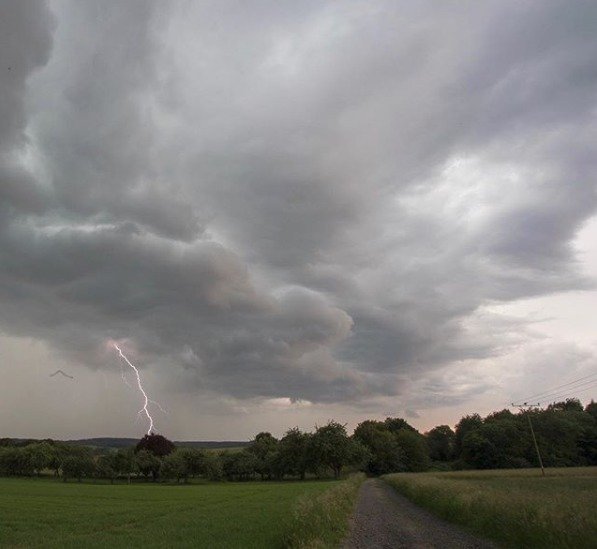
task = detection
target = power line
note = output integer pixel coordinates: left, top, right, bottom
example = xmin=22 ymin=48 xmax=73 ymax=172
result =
xmin=538 ymin=380 xmax=597 ymax=405
xmin=536 ymin=380 xmax=597 ymax=403
xmin=516 ymin=371 xmax=597 ymax=403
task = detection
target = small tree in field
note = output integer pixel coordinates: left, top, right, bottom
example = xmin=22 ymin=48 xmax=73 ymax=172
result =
xmin=135 ymin=450 xmax=162 ymax=482
xmin=160 ymin=451 xmax=189 ymax=483
xmin=115 ymin=448 xmax=138 ymax=484
xmin=202 ymin=453 xmax=224 ymax=480
xmin=25 ymin=442 xmax=55 ymax=476
xmin=96 ymin=454 xmax=118 ymax=483
xmin=177 ymin=448 xmax=205 ymax=478
xmin=62 ymin=455 xmax=95 ymax=482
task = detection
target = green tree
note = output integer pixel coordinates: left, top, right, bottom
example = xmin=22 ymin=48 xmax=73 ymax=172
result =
xmin=395 ymin=430 xmax=430 ymax=472
xmin=96 ymin=454 xmax=119 ymax=483
xmin=547 ymin=398 xmax=584 ymax=413
xmin=310 ymin=421 xmax=359 ymax=478
xmin=248 ymin=432 xmax=279 ymax=480
xmin=0 ymin=447 xmax=34 ymax=476
xmin=384 ymin=417 xmax=417 ymax=434
xmin=61 ymin=455 xmax=95 ymax=482
xmin=425 ymin=425 xmax=455 ymax=462
xmin=354 ymin=420 xmax=405 ymax=475
xmin=532 ymin=407 xmax=593 ymax=466
xmin=160 ymin=451 xmax=189 ymax=483
xmin=201 ymin=452 xmax=224 ymax=480
xmin=461 ymin=430 xmax=494 ymax=469
xmin=177 ymin=448 xmax=205 ymax=478
xmin=278 ymin=428 xmax=311 ymax=480
xmin=222 ymin=450 xmax=259 ymax=481
xmin=114 ymin=448 xmax=138 ymax=484
xmin=24 ymin=442 xmax=55 ymax=476
xmin=48 ymin=443 xmax=69 ymax=476
xmin=475 ymin=411 xmax=529 ymax=468
xmin=454 ymin=414 xmax=483 ymax=458
xmin=135 ymin=449 xmax=162 ymax=481
xmin=585 ymin=400 xmax=597 ymax=421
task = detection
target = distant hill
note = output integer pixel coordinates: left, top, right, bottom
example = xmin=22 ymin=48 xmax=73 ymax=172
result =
xmin=67 ymin=438 xmax=249 ymax=450
xmin=7 ymin=437 xmax=249 ymax=450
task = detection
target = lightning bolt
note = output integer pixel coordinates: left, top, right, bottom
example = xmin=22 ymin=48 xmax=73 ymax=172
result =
xmin=115 ymin=357 xmax=132 ymax=388
xmin=112 ymin=343 xmax=160 ymax=435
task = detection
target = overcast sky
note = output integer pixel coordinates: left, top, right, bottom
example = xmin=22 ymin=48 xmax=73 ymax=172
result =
xmin=1 ymin=0 xmax=597 ymax=440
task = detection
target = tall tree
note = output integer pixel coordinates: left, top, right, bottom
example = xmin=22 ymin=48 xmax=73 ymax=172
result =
xmin=310 ymin=421 xmax=363 ymax=478
xmin=425 ymin=425 xmax=456 ymax=462
xmin=160 ymin=451 xmax=189 ymax=483
xmin=454 ymin=414 xmax=483 ymax=458
xmin=278 ymin=428 xmax=311 ymax=480
xmin=395 ymin=430 xmax=430 ymax=472
xmin=248 ymin=432 xmax=279 ymax=480
xmin=354 ymin=420 xmax=405 ymax=474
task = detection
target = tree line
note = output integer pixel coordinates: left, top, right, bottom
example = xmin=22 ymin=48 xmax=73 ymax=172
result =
xmin=1 ymin=398 xmax=595 ymax=482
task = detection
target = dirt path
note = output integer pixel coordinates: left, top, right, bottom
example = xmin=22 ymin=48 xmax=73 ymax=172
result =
xmin=343 ymin=479 xmax=496 ymax=549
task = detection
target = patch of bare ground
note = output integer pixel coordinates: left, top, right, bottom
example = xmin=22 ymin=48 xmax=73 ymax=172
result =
xmin=343 ymin=479 xmax=497 ymax=549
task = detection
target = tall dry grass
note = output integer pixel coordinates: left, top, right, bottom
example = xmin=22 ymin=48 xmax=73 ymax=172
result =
xmin=284 ymin=473 xmax=365 ymax=548
xmin=385 ymin=467 xmax=597 ymax=548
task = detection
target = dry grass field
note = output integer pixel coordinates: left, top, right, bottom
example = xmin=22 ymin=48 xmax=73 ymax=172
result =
xmin=385 ymin=467 xmax=597 ymax=548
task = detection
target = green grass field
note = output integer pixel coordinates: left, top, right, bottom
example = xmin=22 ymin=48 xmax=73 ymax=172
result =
xmin=0 ymin=477 xmax=337 ymax=548
xmin=385 ymin=467 xmax=597 ymax=549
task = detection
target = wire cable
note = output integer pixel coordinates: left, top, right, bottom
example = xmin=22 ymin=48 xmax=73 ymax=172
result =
xmin=537 ymin=380 xmax=597 ymax=405
xmin=516 ymin=371 xmax=597 ymax=403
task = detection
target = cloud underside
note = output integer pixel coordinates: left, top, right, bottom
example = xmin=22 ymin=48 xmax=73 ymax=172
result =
xmin=1 ymin=0 xmax=596 ymax=407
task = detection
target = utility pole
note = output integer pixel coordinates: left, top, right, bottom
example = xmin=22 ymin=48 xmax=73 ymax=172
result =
xmin=512 ymin=402 xmax=545 ymax=477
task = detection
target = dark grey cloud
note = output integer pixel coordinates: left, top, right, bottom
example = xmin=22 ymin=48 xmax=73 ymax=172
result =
xmin=1 ymin=0 xmax=597 ymax=412
xmin=0 ymin=0 xmax=54 ymax=225
xmin=0 ymin=0 xmax=54 ymax=149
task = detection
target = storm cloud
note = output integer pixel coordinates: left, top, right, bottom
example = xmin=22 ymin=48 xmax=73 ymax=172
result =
xmin=1 ymin=0 xmax=597 ymax=434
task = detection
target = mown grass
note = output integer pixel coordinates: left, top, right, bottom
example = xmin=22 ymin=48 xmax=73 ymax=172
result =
xmin=0 ymin=477 xmax=336 ymax=548
xmin=283 ymin=473 xmax=365 ymax=548
xmin=384 ymin=467 xmax=597 ymax=549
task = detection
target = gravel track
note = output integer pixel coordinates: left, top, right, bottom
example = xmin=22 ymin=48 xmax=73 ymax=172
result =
xmin=343 ymin=479 xmax=497 ymax=549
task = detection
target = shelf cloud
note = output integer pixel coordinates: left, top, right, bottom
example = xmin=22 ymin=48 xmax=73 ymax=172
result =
xmin=1 ymin=1 xmax=597 ymax=436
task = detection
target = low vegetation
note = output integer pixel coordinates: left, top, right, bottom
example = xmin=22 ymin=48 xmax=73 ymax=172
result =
xmin=284 ymin=473 xmax=365 ymax=548
xmin=385 ymin=467 xmax=597 ymax=548
xmin=0 ymin=477 xmax=337 ymax=548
